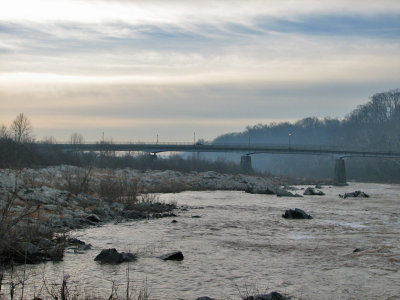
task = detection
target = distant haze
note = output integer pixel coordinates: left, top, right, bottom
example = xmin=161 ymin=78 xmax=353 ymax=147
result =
xmin=1 ymin=0 xmax=399 ymax=142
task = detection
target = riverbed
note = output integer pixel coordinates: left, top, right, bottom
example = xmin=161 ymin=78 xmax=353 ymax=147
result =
xmin=5 ymin=182 xmax=400 ymax=299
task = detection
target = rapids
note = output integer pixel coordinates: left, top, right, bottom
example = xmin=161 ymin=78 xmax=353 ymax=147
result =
xmin=5 ymin=183 xmax=400 ymax=299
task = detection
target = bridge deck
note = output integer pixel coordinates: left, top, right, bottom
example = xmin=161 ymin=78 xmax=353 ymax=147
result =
xmin=37 ymin=143 xmax=400 ymax=158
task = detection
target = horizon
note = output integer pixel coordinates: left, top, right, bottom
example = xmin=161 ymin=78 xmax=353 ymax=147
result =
xmin=1 ymin=0 xmax=399 ymax=142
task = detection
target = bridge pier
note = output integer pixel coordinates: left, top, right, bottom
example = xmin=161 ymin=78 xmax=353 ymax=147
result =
xmin=148 ymin=153 xmax=157 ymax=161
xmin=240 ymin=155 xmax=253 ymax=173
xmin=333 ymin=158 xmax=347 ymax=186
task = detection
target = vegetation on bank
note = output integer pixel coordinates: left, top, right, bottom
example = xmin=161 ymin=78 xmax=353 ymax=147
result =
xmin=0 ymin=168 xmax=177 ymax=293
xmin=0 ymin=139 xmax=245 ymax=176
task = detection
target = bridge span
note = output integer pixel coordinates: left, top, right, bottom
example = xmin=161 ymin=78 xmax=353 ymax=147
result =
xmin=39 ymin=143 xmax=400 ymax=186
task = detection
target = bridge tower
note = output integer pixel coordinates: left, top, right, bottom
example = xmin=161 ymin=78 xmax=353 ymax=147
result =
xmin=333 ymin=158 xmax=347 ymax=186
xmin=240 ymin=155 xmax=253 ymax=173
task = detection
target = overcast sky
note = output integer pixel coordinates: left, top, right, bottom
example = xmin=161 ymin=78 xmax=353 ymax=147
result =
xmin=1 ymin=0 xmax=399 ymax=142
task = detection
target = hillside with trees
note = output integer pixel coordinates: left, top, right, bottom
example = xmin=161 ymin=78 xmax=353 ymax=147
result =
xmin=213 ymin=89 xmax=400 ymax=182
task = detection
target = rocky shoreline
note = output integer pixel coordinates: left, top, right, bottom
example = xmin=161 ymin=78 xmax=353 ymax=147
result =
xmin=0 ymin=165 xmax=285 ymax=266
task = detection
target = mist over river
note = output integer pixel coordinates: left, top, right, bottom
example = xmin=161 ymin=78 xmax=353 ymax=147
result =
xmin=8 ymin=183 xmax=400 ymax=299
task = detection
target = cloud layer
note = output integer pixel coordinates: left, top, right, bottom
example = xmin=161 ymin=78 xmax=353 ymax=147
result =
xmin=1 ymin=0 xmax=399 ymax=141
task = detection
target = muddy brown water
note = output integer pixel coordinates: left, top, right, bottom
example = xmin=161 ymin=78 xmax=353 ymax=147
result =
xmin=4 ymin=183 xmax=400 ymax=299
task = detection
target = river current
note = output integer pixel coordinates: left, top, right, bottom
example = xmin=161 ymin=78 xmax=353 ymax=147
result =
xmin=8 ymin=183 xmax=400 ymax=299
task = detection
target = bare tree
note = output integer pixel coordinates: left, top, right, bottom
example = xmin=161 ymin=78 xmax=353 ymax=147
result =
xmin=70 ymin=132 xmax=84 ymax=144
xmin=0 ymin=124 xmax=9 ymax=139
xmin=10 ymin=113 xmax=33 ymax=143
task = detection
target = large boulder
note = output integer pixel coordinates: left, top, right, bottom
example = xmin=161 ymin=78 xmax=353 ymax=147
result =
xmin=86 ymin=213 xmax=101 ymax=223
xmin=94 ymin=248 xmax=136 ymax=264
xmin=245 ymin=186 xmax=275 ymax=195
xmin=303 ymin=187 xmax=325 ymax=196
xmin=276 ymin=189 xmax=302 ymax=197
xmin=243 ymin=291 xmax=288 ymax=300
xmin=159 ymin=251 xmax=184 ymax=261
xmin=16 ymin=242 xmax=41 ymax=262
xmin=19 ymin=242 xmax=40 ymax=255
xmin=282 ymin=208 xmax=313 ymax=219
xmin=123 ymin=210 xmax=147 ymax=219
xmin=68 ymin=237 xmax=92 ymax=251
xmin=37 ymin=238 xmax=55 ymax=250
xmin=339 ymin=191 xmax=370 ymax=199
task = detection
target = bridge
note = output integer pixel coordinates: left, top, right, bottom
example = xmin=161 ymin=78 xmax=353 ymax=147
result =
xmin=39 ymin=142 xmax=400 ymax=186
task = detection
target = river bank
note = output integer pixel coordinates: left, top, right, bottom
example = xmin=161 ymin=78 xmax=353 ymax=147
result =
xmin=0 ymin=165 xmax=285 ymax=267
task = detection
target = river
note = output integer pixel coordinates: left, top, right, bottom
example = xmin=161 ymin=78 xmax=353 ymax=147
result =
xmin=6 ymin=183 xmax=400 ymax=299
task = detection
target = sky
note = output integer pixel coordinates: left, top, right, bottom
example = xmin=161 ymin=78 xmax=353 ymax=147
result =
xmin=0 ymin=0 xmax=399 ymax=142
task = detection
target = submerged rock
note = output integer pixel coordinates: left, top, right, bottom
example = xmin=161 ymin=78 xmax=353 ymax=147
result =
xmin=94 ymin=248 xmax=136 ymax=264
xmin=243 ymin=291 xmax=288 ymax=300
xmin=196 ymin=297 xmax=215 ymax=300
xmin=159 ymin=251 xmax=184 ymax=261
xmin=339 ymin=191 xmax=370 ymax=198
xmin=303 ymin=187 xmax=325 ymax=196
xmin=282 ymin=208 xmax=313 ymax=219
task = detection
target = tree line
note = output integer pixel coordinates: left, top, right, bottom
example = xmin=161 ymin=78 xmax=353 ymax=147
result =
xmin=213 ymin=89 xmax=400 ymax=182
xmin=0 ymin=114 xmax=243 ymax=174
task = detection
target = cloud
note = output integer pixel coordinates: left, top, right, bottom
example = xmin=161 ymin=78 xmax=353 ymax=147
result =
xmin=1 ymin=0 xmax=399 ymax=141
xmin=2 ymin=0 xmax=400 ymax=25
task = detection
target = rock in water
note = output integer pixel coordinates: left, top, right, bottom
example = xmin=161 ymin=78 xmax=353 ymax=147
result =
xmin=243 ymin=291 xmax=288 ymax=300
xmin=276 ymin=189 xmax=302 ymax=197
xmin=282 ymin=208 xmax=313 ymax=219
xmin=86 ymin=214 xmax=101 ymax=223
xmin=121 ymin=252 xmax=136 ymax=261
xmin=48 ymin=243 xmax=66 ymax=261
xmin=94 ymin=248 xmax=136 ymax=264
xmin=353 ymin=248 xmax=365 ymax=253
xmin=77 ymin=243 xmax=92 ymax=251
xmin=159 ymin=251 xmax=184 ymax=261
xmin=339 ymin=190 xmax=370 ymax=198
xmin=196 ymin=297 xmax=215 ymax=300
xmin=303 ymin=187 xmax=325 ymax=196
xmin=245 ymin=186 xmax=275 ymax=195
xmin=37 ymin=238 xmax=55 ymax=250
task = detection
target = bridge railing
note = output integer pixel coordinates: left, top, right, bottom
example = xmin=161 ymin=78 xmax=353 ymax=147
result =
xmin=36 ymin=141 xmax=400 ymax=156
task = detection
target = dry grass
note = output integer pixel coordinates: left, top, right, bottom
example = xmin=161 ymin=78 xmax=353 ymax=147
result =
xmin=1 ymin=266 xmax=151 ymax=300
xmin=98 ymin=171 xmax=139 ymax=205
